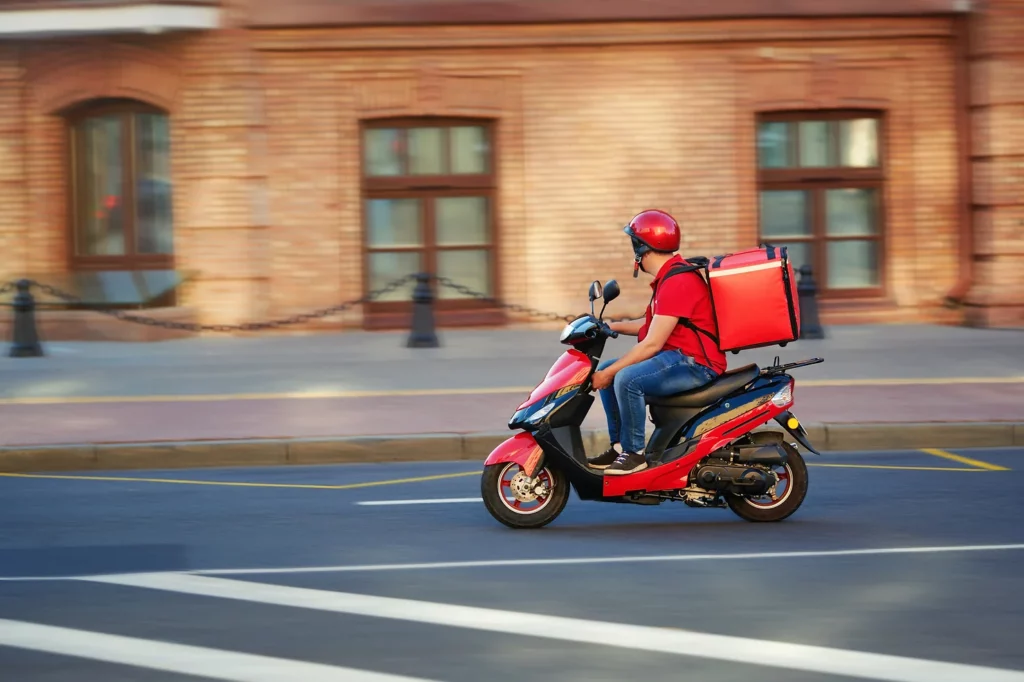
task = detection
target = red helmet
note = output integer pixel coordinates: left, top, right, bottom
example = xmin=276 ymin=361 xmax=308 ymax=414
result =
xmin=623 ymin=209 xmax=681 ymax=277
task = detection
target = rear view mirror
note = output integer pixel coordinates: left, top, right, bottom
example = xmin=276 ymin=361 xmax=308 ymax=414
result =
xmin=598 ymin=280 xmax=620 ymax=319
xmin=603 ymin=280 xmax=620 ymax=303
xmin=589 ymin=281 xmax=602 ymax=315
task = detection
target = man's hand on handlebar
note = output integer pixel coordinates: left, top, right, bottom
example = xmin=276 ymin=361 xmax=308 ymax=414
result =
xmin=607 ymin=319 xmax=643 ymax=337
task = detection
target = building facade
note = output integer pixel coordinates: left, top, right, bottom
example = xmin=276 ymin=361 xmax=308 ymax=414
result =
xmin=0 ymin=0 xmax=1021 ymax=339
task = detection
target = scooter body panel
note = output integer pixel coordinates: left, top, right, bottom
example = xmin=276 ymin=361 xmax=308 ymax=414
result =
xmin=515 ymin=349 xmax=593 ymax=410
xmin=601 ymin=375 xmax=793 ymax=497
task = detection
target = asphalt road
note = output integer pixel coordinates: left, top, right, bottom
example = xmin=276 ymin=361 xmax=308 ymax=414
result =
xmin=1 ymin=448 xmax=1023 ymax=682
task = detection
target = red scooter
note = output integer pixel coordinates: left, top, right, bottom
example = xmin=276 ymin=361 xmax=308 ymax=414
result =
xmin=481 ymin=279 xmax=824 ymax=529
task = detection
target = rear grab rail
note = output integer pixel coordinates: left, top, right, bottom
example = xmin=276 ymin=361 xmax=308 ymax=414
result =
xmin=761 ymin=357 xmax=824 ymax=377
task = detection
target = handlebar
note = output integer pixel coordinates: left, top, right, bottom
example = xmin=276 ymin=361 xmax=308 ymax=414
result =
xmin=582 ymin=319 xmax=618 ymax=340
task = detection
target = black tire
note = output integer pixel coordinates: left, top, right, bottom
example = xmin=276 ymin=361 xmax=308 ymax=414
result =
xmin=726 ymin=441 xmax=808 ymax=523
xmin=481 ymin=462 xmax=570 ymax=529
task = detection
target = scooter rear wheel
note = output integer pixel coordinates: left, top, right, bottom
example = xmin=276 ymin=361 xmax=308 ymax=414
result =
xmin=482 ymin=462 xmax=569 ymax=529
xmin=726 ymin=441 xmax=808 ymax=523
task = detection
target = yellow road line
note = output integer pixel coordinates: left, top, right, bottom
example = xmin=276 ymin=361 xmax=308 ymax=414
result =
xmin=920 ymin=448 xmax=1010 ymax=471
xmin=806 ymin=463 xmax=988 ymax=472
xmin=801 ymin=376 xmax=1024 ymax=387
xmin=1 ymin=376 xmax=1022 ymax=406
xmin=0 ymin=387 xmax=532 ymax=406
xmin=0 ymin=464 xmax=994 ymax=491
xmin=0 ymin=470 xmax=479 ymax=490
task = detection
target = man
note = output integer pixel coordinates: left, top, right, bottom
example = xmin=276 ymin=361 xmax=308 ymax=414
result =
xmin=587 ymin=209 xmax=728 ymax=475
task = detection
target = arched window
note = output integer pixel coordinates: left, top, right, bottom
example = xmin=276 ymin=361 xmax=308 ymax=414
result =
xmin=67 ymin=99 xmax=174 ymax=270
xmin=756 ymin=110 xmax=885 ymax=297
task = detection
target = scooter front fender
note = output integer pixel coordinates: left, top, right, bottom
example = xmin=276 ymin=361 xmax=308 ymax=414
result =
xmin=484 ymin=432 xmax=544 ymax=477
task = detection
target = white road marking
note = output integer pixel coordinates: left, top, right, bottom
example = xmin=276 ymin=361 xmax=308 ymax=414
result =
xmin=3 ymin=543 xmax=1023 ymax=582
xmin=356 ymin=497 xmax=482 ymax=506
xmin=190 ymin=543 xmax=1024 ymax=576
xmin=0 ymin=618 xmax=436 ymax=682
xmin=83 ymin=573 xmax=1024 ymax=682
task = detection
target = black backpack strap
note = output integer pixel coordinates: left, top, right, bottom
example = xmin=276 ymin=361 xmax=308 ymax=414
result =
xmin=679 ymin=319 xmax=719 ymax=370
xmin=648 ymin=262 xmax=703 ymax=307
xmin=649 ymin=262 xmax=721 ymax=368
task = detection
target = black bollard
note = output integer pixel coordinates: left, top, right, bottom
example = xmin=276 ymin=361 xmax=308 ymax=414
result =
xmin=797 ymin=265 xmax=825 ymax=340
xmin=406 ymin=273 xmax=439 ymax=348
xmin=9 ymin=279 xmax=44 ymax=357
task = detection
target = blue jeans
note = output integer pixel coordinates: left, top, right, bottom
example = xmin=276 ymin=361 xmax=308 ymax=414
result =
xmin=599 ymin=350 xmax=718 ymax=455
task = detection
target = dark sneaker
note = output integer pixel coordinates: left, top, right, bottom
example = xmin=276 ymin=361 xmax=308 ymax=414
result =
xmin=587 ymin=446 xmax=621 ymax=469
xmin=604 ymin=451 xmax=648 ymax=476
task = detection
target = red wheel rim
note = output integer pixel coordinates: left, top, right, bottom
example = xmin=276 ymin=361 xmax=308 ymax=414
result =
xmin=744 ymin=463 xmax=793 ymax=510
xmin=497 ymin=462 xmax=554 ymax=515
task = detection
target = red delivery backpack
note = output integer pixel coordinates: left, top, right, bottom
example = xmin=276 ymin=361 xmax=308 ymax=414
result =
xmin=659 ymin=245 xmax=801 ymax=355
xmin=705 ymin=245 xmax=801 ymax=352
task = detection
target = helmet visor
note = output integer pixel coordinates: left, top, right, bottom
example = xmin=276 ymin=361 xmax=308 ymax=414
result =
xmin=625 ymin=228 xmax=652 ymax=259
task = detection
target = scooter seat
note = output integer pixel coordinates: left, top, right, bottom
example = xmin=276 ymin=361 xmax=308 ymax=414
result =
xmin=645 ymin=364 xmax=760 ymax=408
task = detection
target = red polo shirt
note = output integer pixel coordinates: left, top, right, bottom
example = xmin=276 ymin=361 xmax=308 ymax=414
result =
xmin=638 ymin=255 xmax=728 ymax=375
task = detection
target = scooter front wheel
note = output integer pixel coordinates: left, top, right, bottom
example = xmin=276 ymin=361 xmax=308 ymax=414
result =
xmin=482 ymin=461 xmax=569 ymax=529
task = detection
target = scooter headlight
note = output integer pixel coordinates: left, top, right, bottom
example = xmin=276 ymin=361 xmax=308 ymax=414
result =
xmin=772 ymin=382 xmax=794 ymax=408
xmin=527 ymin=402 xmax=556 ymax=424
xmin=559 ymin=323 xmax=574 ymax=342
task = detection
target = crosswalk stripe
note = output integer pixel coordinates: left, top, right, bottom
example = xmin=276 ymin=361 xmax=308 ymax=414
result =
xmin=356 ymin=497 xmax=482 ymax=506
xmin=190 ymin=543 xmax=1024 ymax=577
xmin=0 ymin=618 xmax=437 ymax=682
xmin=85 ymin=573 xmax=1024 ymax=682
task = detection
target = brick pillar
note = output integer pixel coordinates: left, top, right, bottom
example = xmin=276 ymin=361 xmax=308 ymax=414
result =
xmin=965 ymin=0 xmax=1024 ymax=327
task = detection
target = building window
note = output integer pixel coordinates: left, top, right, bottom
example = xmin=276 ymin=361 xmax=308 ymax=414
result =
xmin=756 ymin=111 xmax=884 ymax=296
xmin=67 ymin=100 xmax=174 ymax=270
xmin=361 ymin=118 xmax=498 ymax=324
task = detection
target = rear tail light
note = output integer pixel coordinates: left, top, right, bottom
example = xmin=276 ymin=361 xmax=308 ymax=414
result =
xmin=772 ymin=382 xmax=794 ymax=408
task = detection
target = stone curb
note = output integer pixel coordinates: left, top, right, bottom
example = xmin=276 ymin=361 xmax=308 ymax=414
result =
xmin=1 ymin=422 xmax=1022 ymax=473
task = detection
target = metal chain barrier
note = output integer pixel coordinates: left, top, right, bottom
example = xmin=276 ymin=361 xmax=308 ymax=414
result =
xmin=434 ymin=276 xmax=642 ymax=324
xmin=18 ymin=274 xmax=417 ymax=333
xmin=434 ymin=276 xmax=576 ymax=323
xmin=1 ymin=274 xmax=644 ymax=329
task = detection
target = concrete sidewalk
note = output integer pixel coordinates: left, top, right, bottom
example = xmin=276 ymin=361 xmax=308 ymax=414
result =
xmin=1 ymin=324 xmax=1022 ymax=471
xmin=2 ymin=323 xmax=1023 ymax=398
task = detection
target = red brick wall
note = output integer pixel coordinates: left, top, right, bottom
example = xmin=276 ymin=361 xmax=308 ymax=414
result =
xmin=0 ymin=45 xmax=26 ymax=278
xmin=966 ymin=0 xmax=1024 ymax=325
xmin=0 ymin=12 xmax=991 ymax=333
xmin=255 ymin=21 xmax=963 ymax=324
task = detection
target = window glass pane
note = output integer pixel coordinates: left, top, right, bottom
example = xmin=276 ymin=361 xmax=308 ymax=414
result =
xmin=365 ymin=198 xmax=423 ymax=248
xmin=757 ymin=121 xmax=790 ymax=168
xmin=437 ymin=249 xmax=491 ymax=299
xmin=827 ymin=240 xmax=880 ymax=289
xmin=775 ymin=242 xmax=812 ymax=278
xmin=408 ymin=127 xmax=445 ymax=175
xmin=840 ymin=119 xmax=879 ymax=167
xmin=436 ymin=196 xmax=489 ymax=246
xmin=760 ymin=191 xmax=810 ymax=238
xmin=368 ymin=251 xmax=421 ymax=301
xmin=75 ymin=115 xmax=125 ymax=256
xmin=826 ymin=188 xmax=879 ymax=237
xmin=450 ymin=126 xmax=489 ymax=174
xmin=364 ymin=128 xmax=403 ymax=176
xmin=798 ymin=121 xmax=834 ymax=167
xmin=134 ymin=113 xmax=173 ymax=255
